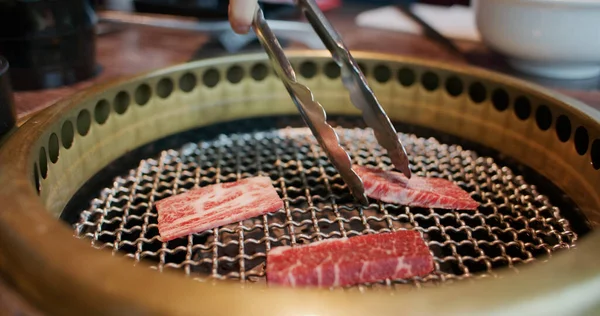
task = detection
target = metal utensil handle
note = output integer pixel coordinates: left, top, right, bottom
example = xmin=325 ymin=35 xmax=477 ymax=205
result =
xmin=295 ymin=0 xmax=412 ymax=178
xmin=252 ymin=8 xmax=368 ymax=204
xmin=295 ymin=0 xmax=347 ymax=62
xmin=251 ymin=8 xmax=298 ymax=81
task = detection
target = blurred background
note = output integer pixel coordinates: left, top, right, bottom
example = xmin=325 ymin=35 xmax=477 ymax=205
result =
xmin=0 ymin=0 xmax=598 ymax=122
xmin=0 ymin=0 xmax=467 ymax=92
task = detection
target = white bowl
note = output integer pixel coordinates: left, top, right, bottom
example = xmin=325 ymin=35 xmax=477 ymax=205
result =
xmin=473 ymin=0 xmax=600 ymax=80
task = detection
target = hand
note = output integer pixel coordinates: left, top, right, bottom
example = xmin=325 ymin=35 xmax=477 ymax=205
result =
xmin=228 ymin=0 xmax=293 ymax=34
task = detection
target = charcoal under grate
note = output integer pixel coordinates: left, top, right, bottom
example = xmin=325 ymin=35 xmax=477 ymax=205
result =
xmin=72 ymin=123 xmax=578 ymax=290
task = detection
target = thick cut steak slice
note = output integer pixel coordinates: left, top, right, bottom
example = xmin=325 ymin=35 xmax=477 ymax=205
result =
xmin=156 ymin=176 xmax=283 ymax=242
xmin=353 ymin=165 xmax=479 ymax=210
xmin=266 ymin=230 xmax=434 ymax=287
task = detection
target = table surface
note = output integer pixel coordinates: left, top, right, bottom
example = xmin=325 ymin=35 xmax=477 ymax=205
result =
xmin=12 ymin=5 xmax=600 ymax=120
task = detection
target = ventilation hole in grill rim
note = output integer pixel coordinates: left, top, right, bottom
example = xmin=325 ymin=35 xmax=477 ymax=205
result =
xmin=514 ymin=96 xmax=531 ymax=120
xmin=134 ymin=84 xmax=152 ymax=105
xmin=492 ymin=88 xmax=509 ymax=112
xmin=469 ymin=82 xmax=487 ymax=104
xmin=324 ymin=61 xmax=340 ymax=79
xmin=76 ymin=109 xmax=91 ymax=136
xmin=556 ymin=115 xmax=572 ymax=143
xmin=94 ymin=99 xmax=110 ymax=124
xmin=373 ymin=64 xmax=392 ymax=83
xmin=48 ymin=133 xmax=59 ymax=164
xmin=299 ymin=61 xmax=318 ymax=79
xmin=33 ymin=163 xmax=40 ymax=194
xmin=226 ymin=65 xmax=244 ymax=84
xmin=61 ymin=120 xmax=74 ymax=149
xmin=535 ymin=105 xmax=552 ymax=131
xmin=114 ymin=91 xmax=130 ymax=114
xmin=179 ymin=72 xmax=197 ymax=92
xmin=203 ymin=68 xmax=220 ymax=88
xmin=250 ymin=63 xmax=268 ymax=81
xmin=398 ymin=67 xmax=416 ymax=87
xmin=39 ymin=147 xmax=48 ymax=179
xmin=157 ymin=78 xmax=174 ymax=98
xmin=591 ymin=139 xmax=600 ymax=170
xmin=445 ymin=76 xmax=463 ymax=97
xmin=574 ymin=126 xmax=590 ymax=156
xmin=421 ymin=71 xmax=439 ymax=91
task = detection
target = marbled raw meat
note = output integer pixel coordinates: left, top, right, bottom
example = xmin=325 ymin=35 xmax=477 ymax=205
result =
xmin=353 ymin=165 xmax=479 ymax=210
xmin=266 ymin=230 xmax=434 ymax=287
xmin=156 ymin=177 xmax=283 ymax=242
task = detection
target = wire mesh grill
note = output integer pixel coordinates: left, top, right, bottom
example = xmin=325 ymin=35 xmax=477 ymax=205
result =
xmin=73 ymin=125 xmax=577 ymax=290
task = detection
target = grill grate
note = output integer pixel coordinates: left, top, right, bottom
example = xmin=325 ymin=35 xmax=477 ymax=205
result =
xmin=73 ymin=124 xmax=577 ymax=290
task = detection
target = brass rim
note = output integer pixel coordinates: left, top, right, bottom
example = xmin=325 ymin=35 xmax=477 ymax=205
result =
xmin=0 ymin=51 xmax=599 ymax=315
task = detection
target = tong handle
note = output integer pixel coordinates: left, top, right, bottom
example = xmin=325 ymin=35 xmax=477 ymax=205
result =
xmin=252 ymin=8 xmax=297 ymax=81
xmin=252 ymin=7 xmax=369 ymax=205
xmin=295 ymin=0 xmax=412 ymax=179
xmin=295 ymin=0 xmax=346 ymax=64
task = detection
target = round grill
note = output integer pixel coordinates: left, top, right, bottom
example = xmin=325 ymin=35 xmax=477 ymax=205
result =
xmin=71 ymin=116 xmax=578 ymax=290
xmin=2 ymin=52 xmax=600 ymax=315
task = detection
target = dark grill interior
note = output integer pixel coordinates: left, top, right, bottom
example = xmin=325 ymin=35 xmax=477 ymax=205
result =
xmin=63 ymin=116 xmax=590 ymax=290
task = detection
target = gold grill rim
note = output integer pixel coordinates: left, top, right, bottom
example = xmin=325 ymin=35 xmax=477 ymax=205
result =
xmin=0 ymin=51 xmax=599 ymax=315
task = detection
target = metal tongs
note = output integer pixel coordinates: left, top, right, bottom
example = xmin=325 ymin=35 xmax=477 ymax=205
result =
xmin=252 ymin=0 xmax=411 ymax=205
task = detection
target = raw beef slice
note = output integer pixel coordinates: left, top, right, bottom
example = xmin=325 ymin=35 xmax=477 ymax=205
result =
xmin=266 ymin=230 xmax=434 ymax=287
xmin=156 ymin=176 xmax=284 ymax=242
xmin=353 ymin=164 xmax=479 ymax=210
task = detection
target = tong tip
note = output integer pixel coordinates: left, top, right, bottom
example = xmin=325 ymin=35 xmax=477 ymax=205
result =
xmin=355 ymin=193 xmax=369 ymax=206
xmin=389 ymin=148 xmax=412 ymax=179
xmin=400 ymin=166 xmax=412 ymax=179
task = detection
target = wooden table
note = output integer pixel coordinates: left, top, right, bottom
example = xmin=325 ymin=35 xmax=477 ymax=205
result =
xmin=13 ymin=5 xmax=600 ymax=119
xmin=3 ymin=4 xmax=600 ymax=314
